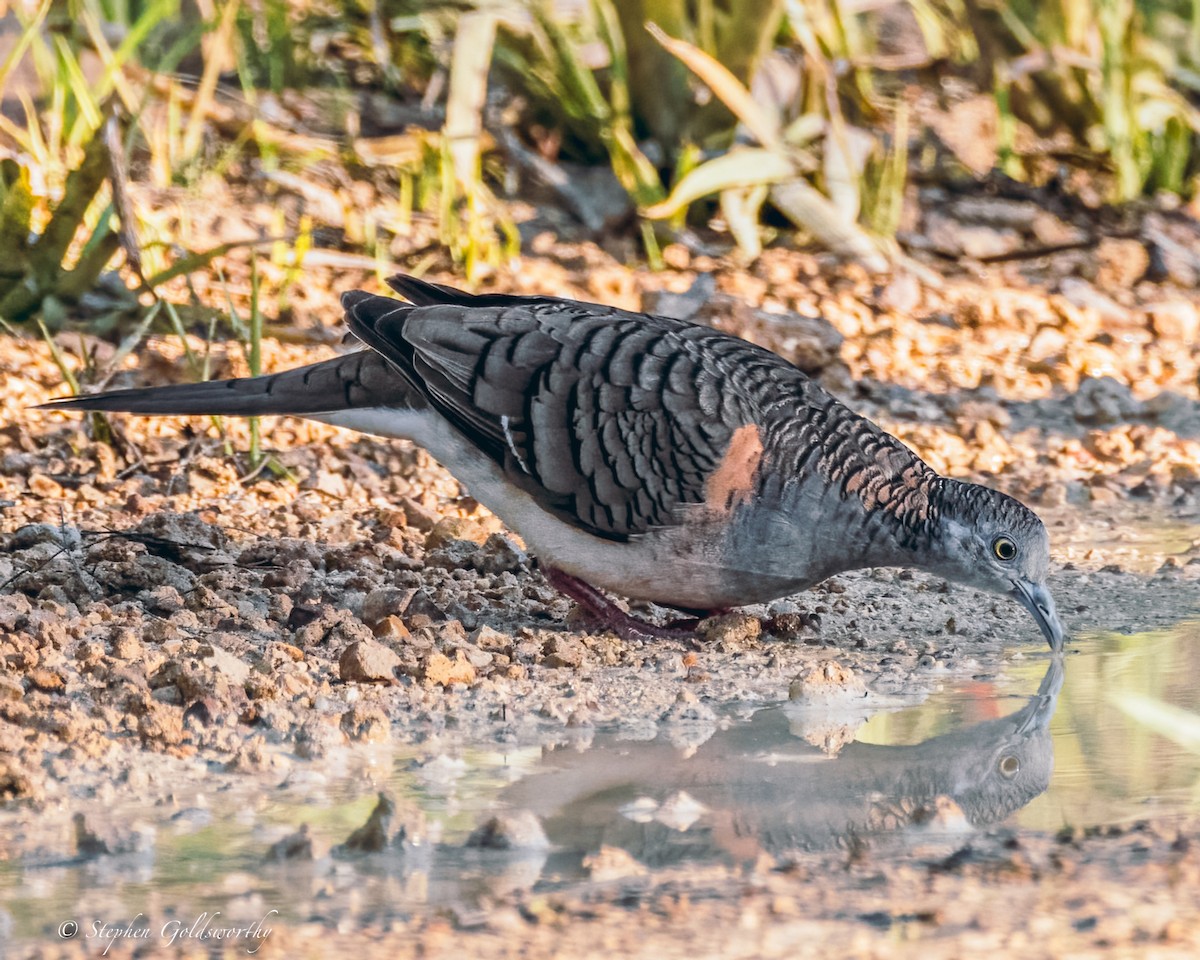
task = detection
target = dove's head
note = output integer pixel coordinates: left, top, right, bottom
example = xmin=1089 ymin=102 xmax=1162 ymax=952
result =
xmin=931 ymin=480 xmax=1063 ymax=651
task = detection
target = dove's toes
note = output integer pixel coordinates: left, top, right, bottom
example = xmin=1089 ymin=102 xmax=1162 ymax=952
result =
xmin=541 ymin=565 xmax=705 ymax=645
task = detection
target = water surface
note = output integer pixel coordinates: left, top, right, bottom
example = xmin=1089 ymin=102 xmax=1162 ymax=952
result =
xmin=3 ymin=622 xmax=1200 ymax=947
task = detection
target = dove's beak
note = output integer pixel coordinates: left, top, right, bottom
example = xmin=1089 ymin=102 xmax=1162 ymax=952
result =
xmin=1011 ymin=580 xmax=1064 ymax=652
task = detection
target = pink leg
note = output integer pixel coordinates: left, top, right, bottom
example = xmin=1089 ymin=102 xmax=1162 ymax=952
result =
xmin=541 ymin=566 xmax=708 ymax=642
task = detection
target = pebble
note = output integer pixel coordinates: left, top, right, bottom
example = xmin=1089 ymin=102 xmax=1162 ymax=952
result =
xmin=466 ymin=810 xmax=549 ymax=850
xmin=788 ymin=660 xmax=867 ymax=703
xmin=266 ymin=824 xmax=314 ymax=861
xmin=1073 ymin=377 xmax=1142 ymax=424
xmin=26 ymin=473 xmax=63 ymax=498
xmin=339 ymin=793 xmax=397 ymax=853
xmin=1148 ymin=301 xmax=1199 ymax=344
xmin=373 ymin=615 xmax=412 ymax=641
xmin=698 ymin=612 xmax=762 ymax=650
xmin=338 ymin=640 xmax=401 ymax=683
xmin=542 ymin=635 xmax=586 ymax=668
xmin=582 ymin=845 xmax=647 ymax=881
xmin=361 ymin=587 xmax=417 ymax=625
xmin=425 ymin=517 xmax=494 ymax=550
xmin=422 ymin=651 xmax=477 ymax=686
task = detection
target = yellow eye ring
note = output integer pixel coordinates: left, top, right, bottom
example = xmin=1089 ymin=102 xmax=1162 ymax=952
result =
xmin=993 ymin=537 xmax=1016 ymax=562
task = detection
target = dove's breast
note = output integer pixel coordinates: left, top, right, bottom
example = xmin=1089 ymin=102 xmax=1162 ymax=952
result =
xmin=314 ymin=405 xmax=847 ymax=610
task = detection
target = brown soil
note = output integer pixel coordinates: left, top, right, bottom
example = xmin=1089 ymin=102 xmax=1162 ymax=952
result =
xmin=3 ymin=193 xmax=1200 ymax=956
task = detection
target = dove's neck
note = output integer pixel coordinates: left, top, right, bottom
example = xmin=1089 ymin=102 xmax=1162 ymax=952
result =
xmin=835 ymin=473 xmax=948 ymax=574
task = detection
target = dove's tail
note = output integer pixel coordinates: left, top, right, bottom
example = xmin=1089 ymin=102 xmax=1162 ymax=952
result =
xmin=33 ymin=281 xmax=465 ymax=418
xmin=35 ymin=272 xmax=538 ymax=419
xmin=36 ymin=343 xmax=418 ymax=418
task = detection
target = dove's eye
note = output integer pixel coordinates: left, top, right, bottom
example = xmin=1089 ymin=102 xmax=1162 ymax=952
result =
xmin=999 ymin=755 xmax=1020 ymax=778
xmin=993 ymin=537 xmax=1016 ymax=562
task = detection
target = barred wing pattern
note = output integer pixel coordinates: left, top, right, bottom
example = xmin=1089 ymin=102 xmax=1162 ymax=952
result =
xmin=344 ymin=279 xmax=801 ymax=541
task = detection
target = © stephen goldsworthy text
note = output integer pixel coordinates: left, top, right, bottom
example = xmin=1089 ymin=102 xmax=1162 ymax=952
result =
xmin=59 ymin=911 xmax=277 ymax=956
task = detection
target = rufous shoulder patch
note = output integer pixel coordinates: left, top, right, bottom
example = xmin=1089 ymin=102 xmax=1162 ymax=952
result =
xmin=705 ymin=423 xmax=764 ymax=515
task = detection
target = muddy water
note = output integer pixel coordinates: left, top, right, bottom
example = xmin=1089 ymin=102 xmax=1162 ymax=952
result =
xmin=3 ymin=622 xmax=1200 ymax=946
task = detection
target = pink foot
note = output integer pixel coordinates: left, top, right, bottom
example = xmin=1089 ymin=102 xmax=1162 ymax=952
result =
xmin=541 ymin=566 xmax=711 ymax=643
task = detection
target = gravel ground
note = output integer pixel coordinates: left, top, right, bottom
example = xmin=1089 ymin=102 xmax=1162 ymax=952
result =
xmin=3 ymin=232 xmax=1200 ymax=956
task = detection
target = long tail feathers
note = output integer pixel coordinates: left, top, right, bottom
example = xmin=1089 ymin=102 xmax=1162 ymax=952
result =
xmin=37 ymin=274 xmax=491 ymax=418
xmin=37 ymin=351 xmax=413 ymax=417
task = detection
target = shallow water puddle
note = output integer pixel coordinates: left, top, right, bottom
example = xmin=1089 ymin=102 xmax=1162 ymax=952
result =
xmin=4 ymin=623 xmax=1200 ymax=944
xmin=1051 ymin=506 xmax=1200 ymax=572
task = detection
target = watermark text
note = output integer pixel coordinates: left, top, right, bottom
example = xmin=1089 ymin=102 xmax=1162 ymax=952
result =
xmin=57 ymin=911 xmax=277 ymax=955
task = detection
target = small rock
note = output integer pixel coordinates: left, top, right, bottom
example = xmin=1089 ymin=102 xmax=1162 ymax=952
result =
xmin=1072 ymin=376 xmax=1141 ymax=424
xmin=308 ymin=470 xmax=349 ymax=499
xmin=765 ymin=610 xmax=820 ymax=637
xmin=266 ymin=824 xmax=313 ymax=862
xmin=1096 ymin=237 xmax=1150 ymax=288
xmin=182 ymin=698 xmax=219 ymax=728
xmin=27 ymin=474 xmax=63 ymax=498
xmin=698 ymin=612 xmax=761 ymax=649
xmin=950 ymin=196 xmax=1040 ymax=229
xmin=399 ymin=497 xmax=440 ymax=531
xmin=109 ymin=628 xmax=143 ymax=661
xmin=542 ymin=635 xmax=586 ymax=668
xmin=271 ymin=642 xmax=305 ymax=662
xmin=425 ymin=538 xmax=480 ymax=572
xmin=26 ymin=669 xmax=66 ymax=693
xmin=926 ymin=213 xmax=1020 ymax=259
xmin=294 ymin=719 xmax=347 ymax=759
xmin=1028 ymin=326 xmax=1067 ymax=364
xmin=405 ymin=590 xmax=446 ymax=622
xmin=134 ymin=511 xmax=231 ymax=566
xmin=642 ymin=273 xmax=717 ymax=321
xmin=8 ymin=524 xmax=81 ymax=552
xmin=1059 ymin=278 xmax=1131 ymax=326
xmin=361 ymin=587 xmax=416 ymax=626
xmin=422 ymin=651 xmax=476 ymax=686
xmin=340 ymin=793 xmax=398 ymax=853
xmin=733 ymin=301 xmax=843 ymax=374
xmin=437 ymin=619 xmax=469 ymax=646
xmin=338 ymin=640 xmax=401 ymax=683
xmin=661 ymin=243 xmax=691 ymax=270
xmin=451 ymin=642 xmax=494 ymax=670
xmin=466 ymin=810 xmax=549 ymax=850
xmin=1030 ymin=211 xmax=1085 ymax=247
xmin=789 ymin=660 xmax=867 ymax=702
xmin=341 ymin=704 xmax=390 ymax=743
xmin=878 ymin=273 xmax=921 ymax=315
xmin=582 ymin=845 xmax=647 ymax=881
xmin=199 ymin=644 xmax=250 ymax=686
xmin=142 ymin=584 xmax=186 ymax=614
xmin=470 ymin=625 xmax=511 ymax=651
xmin=425 ymin=517 xmax=492 ymax=551
xmin=473 ymin=534 xmax=528 ymax=574
xmin=0 ymin=757 xmax=42 ymax=802
xmin=374 ymin=615 xmax=411 ymax=642
xmin=293 ymin=606 xmax=375 ymax=648
xmin=1147 ymin=301 xmax=1199 ymax=344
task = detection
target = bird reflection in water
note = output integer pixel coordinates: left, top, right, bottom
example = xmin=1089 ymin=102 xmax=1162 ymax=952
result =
xmin=498 ymin=657 xmax=1064 ymax=868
